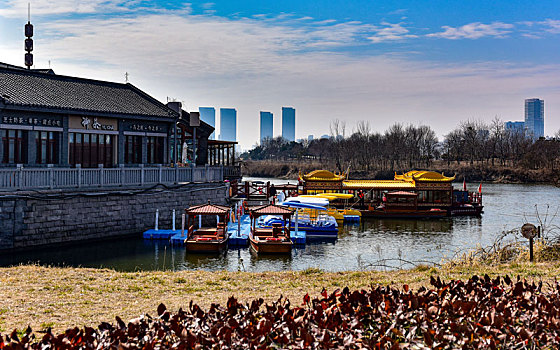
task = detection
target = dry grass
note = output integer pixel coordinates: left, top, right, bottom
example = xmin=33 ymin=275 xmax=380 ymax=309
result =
xmin=1 ymin=263 xmax=560 ymax=334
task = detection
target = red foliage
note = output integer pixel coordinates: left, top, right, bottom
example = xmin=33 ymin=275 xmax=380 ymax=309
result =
xmin=2 ymin=275 xmax=560 ymax=349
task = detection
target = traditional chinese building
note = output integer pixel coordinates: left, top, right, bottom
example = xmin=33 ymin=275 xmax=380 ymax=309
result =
xmin=0 ymin=64 xmax=236 ymax=169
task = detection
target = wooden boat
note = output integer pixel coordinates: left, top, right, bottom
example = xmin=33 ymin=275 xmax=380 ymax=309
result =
xmin=184 ymin=202 xmax=230 ymax=253
xmin=249 ymin=204 xmax=294 ymax=254
xmin=449 ymin=190 xmax=483 ymax=216
xmin=362 ymin=191 xmax=447 ymax=219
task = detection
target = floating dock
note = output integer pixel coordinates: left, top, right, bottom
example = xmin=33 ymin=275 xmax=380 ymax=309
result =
xmin=228 ymin=215 xmax=251 ymax=246
xmin=146 ymin=214 xmax=308 ymax=246
xmin=344 ymin=215 xmax=361 ymax=223
xmin=142 ymin=229 xmax=177 ymax=240
xmin=170 ymin=232 xmax=188 ymax=245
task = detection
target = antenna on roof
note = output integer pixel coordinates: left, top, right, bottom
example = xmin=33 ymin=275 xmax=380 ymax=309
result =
xmin=24 ymin=3 xmax=33 ymax=70
xmin=125 ymin=72 xmax=129 ymax=83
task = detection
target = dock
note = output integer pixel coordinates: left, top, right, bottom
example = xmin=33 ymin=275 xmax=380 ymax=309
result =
xmin=146 ymin=211 xmax=308 ymax=247
xmin=142 ymin=229 xmax=177 ymax=240
xmin=228 ymin=214 xmax=251 ymax=246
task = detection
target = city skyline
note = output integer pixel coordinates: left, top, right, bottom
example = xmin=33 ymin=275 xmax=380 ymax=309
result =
xmin=219 ymin=108 xmax=237 ymax=142
xmin=282 ymin=107 xmax=296 ymax=142
xmin=0 ymin=1 xmax=559 ymax=148
xmin=525 ymin=98 xmax=545 ymax=139
xmin=199 ymin=107 xmax=215 ymax=140
xmin=260 ymin=111 xmax=273 ymax=142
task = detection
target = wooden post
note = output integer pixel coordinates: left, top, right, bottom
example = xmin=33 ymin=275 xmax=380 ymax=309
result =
xmin=529 ymin=236 xmax=534 ymax=262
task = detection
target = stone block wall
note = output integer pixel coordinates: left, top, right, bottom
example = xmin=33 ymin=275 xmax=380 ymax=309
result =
xmin=0 ymin=183 xmax=228 ymax=251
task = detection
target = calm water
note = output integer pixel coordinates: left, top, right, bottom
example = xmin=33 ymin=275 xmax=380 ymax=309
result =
xmin=2 ymin=178 xmax=559 ymax=272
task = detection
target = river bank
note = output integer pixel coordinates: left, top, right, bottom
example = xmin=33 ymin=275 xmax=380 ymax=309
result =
xmin=242 ymin=160 xmax=560 ymax=184
xmin=0 ymin=262 xmax=559 ymax=333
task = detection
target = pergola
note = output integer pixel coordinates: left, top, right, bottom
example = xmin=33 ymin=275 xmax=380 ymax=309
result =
xmin=207 ymin=140 xmax=237 ymax=166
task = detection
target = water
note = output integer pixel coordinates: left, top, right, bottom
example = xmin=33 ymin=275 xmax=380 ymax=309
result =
xmin=1 ymin=180 xmax=559 ymax=272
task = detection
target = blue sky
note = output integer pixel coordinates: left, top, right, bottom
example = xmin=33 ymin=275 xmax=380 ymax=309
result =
xmin=0 ymin=0 xmax=559 ymax=148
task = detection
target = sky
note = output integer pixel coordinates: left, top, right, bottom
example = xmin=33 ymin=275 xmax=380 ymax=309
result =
xmin=0 ymin=0 xmax=559 ymax=149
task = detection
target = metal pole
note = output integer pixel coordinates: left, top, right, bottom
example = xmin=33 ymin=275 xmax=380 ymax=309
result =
xmin=181 ymin=213 xmax=185 ymax=237
xmin=295 ymin=209 xmax=299 ymax=235
xmin=172 ymin=209 xmax=176 ymax=231
xmin=155 ymin=209 xmax=159 ymax=231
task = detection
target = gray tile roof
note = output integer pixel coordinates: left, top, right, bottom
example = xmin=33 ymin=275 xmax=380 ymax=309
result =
xmin=0 ymin=67 xmax=173 ymax=118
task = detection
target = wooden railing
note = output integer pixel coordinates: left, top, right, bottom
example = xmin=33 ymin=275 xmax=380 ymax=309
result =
xmin=0 ymin=165 xmax=225 ymax=190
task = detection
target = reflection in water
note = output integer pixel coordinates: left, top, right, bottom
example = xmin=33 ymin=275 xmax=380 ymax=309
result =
xmin=0 ymin=183 xmax=559 ymax=272
xmin=360 ymin=218 xmax=454 ymax=234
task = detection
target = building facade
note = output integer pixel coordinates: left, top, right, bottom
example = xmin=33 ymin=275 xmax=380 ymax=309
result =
xmin=260 ymin=111 xmax=273 ymax=142
xmin=525 ymin=98 xmax=544 ymax=139
xmin=281 ymin=107 xmax=295 ymax=142
xmin=199 ymin=107 xmax=215 ymax=140
xmin=219 ymin=108 xmax=237 ymax=142
xmin=0 ymin=64 xmax=218 ymax=168
xmin=504 ymin=121 xmax=525 ymax=134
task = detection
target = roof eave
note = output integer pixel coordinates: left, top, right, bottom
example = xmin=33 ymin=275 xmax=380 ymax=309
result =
xmin=1 ymin=103 xmax=176 ymax=122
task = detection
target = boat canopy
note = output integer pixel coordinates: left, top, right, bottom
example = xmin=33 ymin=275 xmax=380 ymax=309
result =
xmin=279 ymin=201 xmax=327 ymax=210
xmin=342 ymin=180 xmax=415 ymax=190
xmin=186 ymin=202 xmax=230 ymax=215
xmin=283 ymin=196 xmax=329 ymax=207
xmin=249 ymin=204 xmax=294 ymax=219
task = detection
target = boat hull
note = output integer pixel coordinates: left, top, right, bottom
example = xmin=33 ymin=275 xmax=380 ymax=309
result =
xmin=449 ymin=205 xmax=484 ymax=217
xmin=249 ymin=236 xmax=292 ymax=254
xmin=360 ymin=209 xmax=448 ymax=219
xmin=185 ymin=236 xmax=228 ymax=253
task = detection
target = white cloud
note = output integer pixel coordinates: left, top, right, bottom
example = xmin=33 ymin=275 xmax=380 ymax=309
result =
xmin=368 ymin=22 xmax=417 ymax=43
xmin=0 ymin=0 xmax=135 ymax=17
xmin=427 ymin=22 xmax=514 ymax=39
xmin=541 ymin=19 xmax=560 ymax=33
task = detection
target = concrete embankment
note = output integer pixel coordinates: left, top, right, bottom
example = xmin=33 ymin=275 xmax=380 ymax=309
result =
xmin=0 ymin=182 xmax=228 ymax=251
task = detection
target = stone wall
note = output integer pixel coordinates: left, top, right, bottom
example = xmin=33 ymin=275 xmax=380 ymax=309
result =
xmin=0 ymin=182 xmax=228 ymax=251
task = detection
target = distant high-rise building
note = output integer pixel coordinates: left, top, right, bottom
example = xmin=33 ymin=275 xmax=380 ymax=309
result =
xmin=199 ymin=107 xmax=215 ymax=140
xmin=219 ymin=108 xmax=237 ymax=141
xmin=281 ymin=107 xmax=295 ymax=142
xmin=525 ymin=98 xmax=544 ymax=138
xmin=260 ymin=111 xmax=273 ymax=142
xmin=504 ymin=121 xmax=525 ymax=134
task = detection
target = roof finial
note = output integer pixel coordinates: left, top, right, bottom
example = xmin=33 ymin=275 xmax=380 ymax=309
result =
xmin=24 ymin=3 xmax=33 ymax=70
xmin=125 ymin=72 xmax=129 ymax=83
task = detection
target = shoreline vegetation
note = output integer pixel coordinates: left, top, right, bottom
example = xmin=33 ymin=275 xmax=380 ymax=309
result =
xmin=242 ymin=159 xmax=560 ymax=185
xmin=241 ymin=120 xmax=560 ymax=186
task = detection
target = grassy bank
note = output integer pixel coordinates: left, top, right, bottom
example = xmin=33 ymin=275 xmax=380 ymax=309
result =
xmin=1 ymin=262 xmax=560 ymax=333
xmin=242 ymin=159 xmax=560 ymax=184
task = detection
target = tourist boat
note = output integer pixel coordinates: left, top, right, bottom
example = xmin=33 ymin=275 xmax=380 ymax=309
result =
xmin=184 ymin=202 xmax=230 ymax=252
xmin=260 ymin=198 xmax=339 ymax=238
xmin=300 ymin=193 xmax=361 ymax=222
xmin=249 ymin=204 xmax=294 ymax=254
xmin=366 ymin=191 xmax=447 ymax=219
xmin=298 ymin=169 xmax=483 ymax=217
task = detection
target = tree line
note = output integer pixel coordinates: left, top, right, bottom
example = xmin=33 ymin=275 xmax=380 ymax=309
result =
xmin=241 ymin=119 xmax=560 ymax=173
